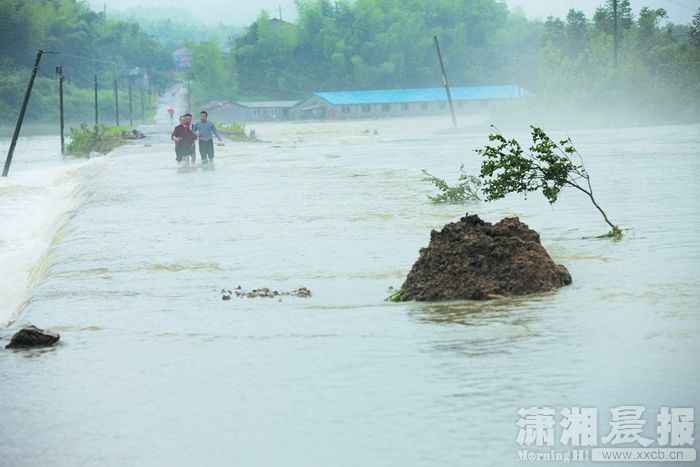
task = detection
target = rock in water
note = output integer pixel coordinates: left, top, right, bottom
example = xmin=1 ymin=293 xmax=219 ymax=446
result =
xmin=5 ymin=325 xmax=60 ymax=349
xmin=399 ymin=214 xmax=571 ymax=301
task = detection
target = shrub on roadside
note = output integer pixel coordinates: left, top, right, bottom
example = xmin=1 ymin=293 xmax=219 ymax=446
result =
xmin=66 ymin=123 xmax=131 ymax=157
xmin=216 ymin=121 xmax=259 ymax=142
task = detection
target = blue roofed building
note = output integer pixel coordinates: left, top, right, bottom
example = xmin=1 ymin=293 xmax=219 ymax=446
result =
xmin=291 ymin=85 xmax=529 ymax=120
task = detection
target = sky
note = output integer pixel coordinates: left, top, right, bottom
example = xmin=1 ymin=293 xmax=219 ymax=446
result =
xmin=90 ymin=0 xmax=699 ymax=25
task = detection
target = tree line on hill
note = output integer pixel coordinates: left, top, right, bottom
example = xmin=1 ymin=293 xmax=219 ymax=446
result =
xmin=0 ymin=0 xmax=174 ymax=125
xmin=187 ymin=0 xmax=700 ymax=124
xmin=2 ymin=0 xmax=699 ymax=126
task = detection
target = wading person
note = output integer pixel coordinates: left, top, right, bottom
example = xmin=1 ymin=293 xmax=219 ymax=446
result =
xmin=171 ymin=115 xmax=197 ymax=165
xmin=184 ymin=113 xmax=197 ymax=164
xmin=192 ymin=111 xmax=224 ymax=164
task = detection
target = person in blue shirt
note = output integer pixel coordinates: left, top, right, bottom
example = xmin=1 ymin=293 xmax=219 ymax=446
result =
xmin=192 ymin=111 xmax=224 ymax=164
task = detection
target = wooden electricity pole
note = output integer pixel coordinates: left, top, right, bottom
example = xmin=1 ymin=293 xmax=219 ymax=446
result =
xmin=433 ymin=36 xmax=457 ymax=128
xmin=3 ymin=50 xmax=52 ymax=177
xmin=57 ymin=66 xmax=65 ymax=155
xmin=94 ymin=74 xmax=99 ymax=126
xmin=613 ymin=0 xmax=619 ymax=68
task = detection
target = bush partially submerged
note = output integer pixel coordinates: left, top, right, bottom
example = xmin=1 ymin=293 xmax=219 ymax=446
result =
xmin=216 ymin=121 xmax=259 ymax=142
xmin=596 ymin=226 xmax=624 ymax=240
xmin=66 ymin=123 xmax=131 ymax=157
xmin=385 ymin=289 xmax=403 ymax=302
xmin=422 ymin=165 xmax=481 ymax=204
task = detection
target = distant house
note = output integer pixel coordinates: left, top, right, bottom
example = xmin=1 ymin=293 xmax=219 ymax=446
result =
xmin=291 ymin=85 xmax=529 ymax=120
xmin=199 ymin=100 xmax=235 ymax=121
xmin=172 ymin=47 xmax=192 ymax=70
xmin=200 ymin=100 xmax=297 ymax=123
xmin=235 ymin=101 xmax=297 ymax=121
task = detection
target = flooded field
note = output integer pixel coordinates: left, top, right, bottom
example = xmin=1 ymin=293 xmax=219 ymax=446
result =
xmin=0 ymin=107 xmax=699 ymax=465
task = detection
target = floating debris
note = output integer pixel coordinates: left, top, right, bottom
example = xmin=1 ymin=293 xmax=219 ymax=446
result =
xmin=122 ymin=129 xmax=145 ymax=139
xmin=221 ymin=286 xmax=312 ymax=300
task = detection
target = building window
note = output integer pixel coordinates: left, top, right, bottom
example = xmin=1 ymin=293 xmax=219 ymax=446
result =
xmin=341 ymin=105 xmax=351 ymax=113
xmin=420 ymin=102 xmax=428 ymax=110
xmin=457 ymin=101 xmax=464 ymax=108
xmin=439 ymin=102 xmax=447 ymax=109
xmin=381 ymin=103 xmax=390 ymax=112
xmin=401 ymin=103 xmax=409 ymax=111
xmin=362 ymin=105 xmax=371 ymax=113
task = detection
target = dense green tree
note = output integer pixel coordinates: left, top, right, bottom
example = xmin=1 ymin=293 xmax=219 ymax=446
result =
xmin=232 ymin=0 xmax=536 ymax=98
xmin=535 ymin=2 xmax=699 ymax=124
xmin=187 ymin=39 xmax=237 ymax=103
xmin=565 ymin=9 xmax=589 ymax=57
xmin=689 ymin=8 xmax=700 ymax=48
xmin=111 ymin=14 xmax=240 ymax=51
xmin=593 ymin=0 xmax=634 ymax=34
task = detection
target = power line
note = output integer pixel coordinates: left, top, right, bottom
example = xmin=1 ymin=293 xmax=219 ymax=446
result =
xmin=662 ymin=0 xmax=699 ymax=11
xmin=57 ymin=52 xmax=118 ymax=66
xmin=54 ymin=52 xmax=158 ymax=74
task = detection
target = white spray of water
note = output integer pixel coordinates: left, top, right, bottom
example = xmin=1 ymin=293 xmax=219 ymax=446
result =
xmin=0 ymin=138 xmax=88 ymax=327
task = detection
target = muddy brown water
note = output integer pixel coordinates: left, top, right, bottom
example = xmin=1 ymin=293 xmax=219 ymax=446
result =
xmin=0 ymin=105 xmax=699 ymax=465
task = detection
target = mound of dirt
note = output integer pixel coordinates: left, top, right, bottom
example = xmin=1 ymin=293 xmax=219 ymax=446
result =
xmin=399 ymin=214 xmax=571 ymax=301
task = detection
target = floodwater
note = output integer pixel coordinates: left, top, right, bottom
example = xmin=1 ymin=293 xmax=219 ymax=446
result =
xmin=0 ymin=99 xmax=699 ymax=466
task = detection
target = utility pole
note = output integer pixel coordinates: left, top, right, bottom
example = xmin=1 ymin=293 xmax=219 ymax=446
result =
xmin=141 ymin=90 xmax=145 ymax=121
xmin=613 ymin=0 xmax=619 ymax=68
xmin=279 ymin=5 xmax=283 ymax=21
xmin=128 ymin=84 xmax=133 ymax=126
xmin=94 ymin=74 xmax=99 ymax=126
xmin=113 ymin=78 xmax=120 ymax=125
xmin=3 ymin=50 xmax=54 ymax=177
xmin=433 ymin=36 xmax=457 ymax=128
xmin=57 ymin=66 xmax=65 ymax=155
xmin=187 ymin=70 xmax=191 ymax=113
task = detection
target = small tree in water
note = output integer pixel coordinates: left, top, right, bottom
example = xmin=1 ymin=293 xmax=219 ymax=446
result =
xmin=421 ymin=165 xmax=481 ymax=204
xmin=476 ymin=126 xmax=621 ymax=238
